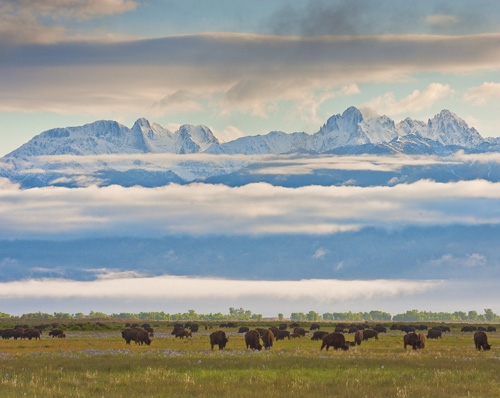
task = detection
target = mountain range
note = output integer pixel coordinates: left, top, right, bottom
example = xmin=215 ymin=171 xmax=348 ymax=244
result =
xmin=2 ymin=107 xmax=500 ymax=188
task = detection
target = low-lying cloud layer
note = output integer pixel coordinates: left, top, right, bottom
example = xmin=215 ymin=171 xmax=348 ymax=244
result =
xmin=0 ymin=273 xmax=439 ymax=302
xmin=0 ymin=177 xmax=499 ymax=239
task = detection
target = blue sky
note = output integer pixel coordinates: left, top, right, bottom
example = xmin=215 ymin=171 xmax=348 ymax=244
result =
xmin=1 ymin=0 xmax=500 ymax=156
xmin=1 ymin=1 xmax=500 ymax=317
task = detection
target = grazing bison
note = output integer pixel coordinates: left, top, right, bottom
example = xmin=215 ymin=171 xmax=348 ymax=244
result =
xmin=310 ymin=323 xmax=321 ymax=330
xmin=461 ymin=325 xmax=477 ymax=332
xmin=334 ymin=326 xmax=346 ymax=333
xmin=427 ymin=329 xmax=442 ymax=339
xmin=210 ymin=330 xmax=229 ymax=350
xmin=320 ymin=332 xmax=349 ymax=351
xmin=418 ymin=333 xmax=426 ymax=349
xmin=49 ymin=329 xmax=64 ymax=338
xmin=175 ymin=329 xmax=192 ymax=339
xmin=136 ymin=330 xmax=152 ymax=345
xmin=279 ymin=323 xmax=288 ymax=330
xmin=354 ymin=330 xmax=363 ymax=346
xmin=293 ymin=327 xmax=307 ymax=337
xmin=189 ymin=324 xmax=199 ymax=333
xmin=261 ymin=329 xmax=275 ymax=349
xmin=487 ymin=326 xmax=497 ymax=332
xmin=404 ymin=333 xmax=423 ymax=350
xmin=121 ymin=328 xmax=138 ymax=345
xmin=24 ymin=329 xmax=41 ymax=340
xmin=362 ymin=329 xmax=379 ymax=341
xmin=245 ymin=330 xmax=263 ymax=351
xmin=373 ymin=325 xmax=387 ymax=333
xmin=238 ymin=326 xmax=250 ymax=334
xmin=311 ymin=331 xmax=329 ymax=341
xmin=12 ymin=330 xmax=24 ymax=340
xmin=275 ymin=330 xmax=290 ymax=341
xmin=57 ymin=333 xmax=66 ymax=338
xmin=290 ymin=333 xmax=301 ymax=339
xmin=474 ymin=331 xmax=491 ymax=351
xmin=269 ymin=327 xmax=280 ymax=337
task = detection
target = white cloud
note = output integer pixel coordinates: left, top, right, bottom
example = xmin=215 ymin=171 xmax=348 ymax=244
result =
xmin=214 ymin=125 xmax=246 ymax=143
xmin=0 ymin=177 xmax=500 ymax=239
xmin=312 ymin=248 xmax=327 ymax=259
xmin=0 ymin=275 xmax=440 ymax=302
xmin=362 ymin=83 xmax=455 ymax=116
xmin=464 ymin=82 xmax=500 ymax=105
xmin=429 ymin=253 xmax=487 ymax=268
xmin=425 ymin=14 xmax=459 ymax=26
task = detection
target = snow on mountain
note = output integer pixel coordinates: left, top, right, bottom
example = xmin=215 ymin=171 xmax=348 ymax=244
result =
xmin=1 ymin=107 xmax=497 ymax=188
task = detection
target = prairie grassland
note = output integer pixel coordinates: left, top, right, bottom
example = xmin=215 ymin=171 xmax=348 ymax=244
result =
xmin=0 ymin=328 xmax=499 ymax=397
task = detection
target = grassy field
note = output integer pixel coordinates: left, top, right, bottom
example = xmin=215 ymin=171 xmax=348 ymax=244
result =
xmin=1 ymin=322 xmax=499 ymax=397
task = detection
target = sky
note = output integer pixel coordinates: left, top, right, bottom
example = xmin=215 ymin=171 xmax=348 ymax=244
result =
xmin=1 ymin=0 xmax=500 ymax=156
xmin=1 ymin=0 xmax=500 ymax=317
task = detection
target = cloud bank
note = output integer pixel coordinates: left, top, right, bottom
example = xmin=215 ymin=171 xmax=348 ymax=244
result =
xmin=0 ymin=178 xmax=499 ymax=239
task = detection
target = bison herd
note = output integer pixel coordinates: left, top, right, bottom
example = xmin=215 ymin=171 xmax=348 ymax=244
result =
xmin=0 ymin=321 xmax=494 ymax=353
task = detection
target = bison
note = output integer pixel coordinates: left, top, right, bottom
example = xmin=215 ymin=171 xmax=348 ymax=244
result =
xmin=57 ymin=333 xmax=66 ymax=338
xmin=49 ymin=329 xmax=65 ymax=338
xmin=238 ymin=326 xmax=250 ymax=334
xmin=310 ymin=323 xmax=321 ymax=330
xmin=418 ymin=333 xmax=426 ymax=349
xmin=24 ymin=329 xmax=41 ymax=340
xmin=311 ymin=331 xmax=329 ymax=341
xmin=320 ymin=332 xmax=349 ymax=351
xmin=293 ymin=327 xmax=308 ymax=337
xmin=260 ymin=329 xmax=275 ymax=349
xmin=474 ymin=331 xmax=491 ymax=351
xmin=210 ymin=330 xmax=229 ymax=350
xmin=427 ymin=329 xmax=442 ymax=339
xmin=275 ymin=330 xmax=290 ymax=341
xmin=175 ymin=329 xmax=192 ymax=339
xmin=403 ymin=332 xmax=423 ymax=350
xmin=362 ymin=329 xmax=379 ymax=341
xmin=245 ymin=330 xmax=263 ymax=351
xmin=136 ymin=330 xmax=152 ymax=345
xmin=121 ymin=328 xmax=138 ymax=345
xmin=354 ymin=330 xmax=363 ymax=346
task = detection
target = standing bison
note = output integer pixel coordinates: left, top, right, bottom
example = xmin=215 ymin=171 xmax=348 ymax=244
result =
xmin=354 ymin=330 xmax=363 ymax=346
xmin=403 ymin=333 xmax=423 ymax=350
xmin=210 ymin=330 xmax=229 ymax=350
xmin=427 ymin=329 xmax=442 ymax=339
xmin=49 ymin=329 xmax=65 ymax=338
xmin=260 ymin=329 xmax=275 ymax=349
xmin=136 ymin=330 xmax=152 ymax=345
xmin=362 ymin=329 xmax=379 ymax=341
xmin=474 ymin=331 xmax=492 ymax=351
xmin=311 ymin=331 xmax=329 ymax=341
xmin=121 ymin=328 xmax=138 ymax=345
xmin=320 ymin=332 xmax=350 ymax=351
xmin=245 ymin=330 xmax=263 ymax=351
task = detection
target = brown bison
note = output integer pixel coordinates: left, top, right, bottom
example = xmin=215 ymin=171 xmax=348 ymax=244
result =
xmin=320 ymin=332 xmax=349 ymax=351
xmin=275 ymin=330 xmax=290 ymax=341
xmin=290 ymin=333 xmax=301 ymax=339
xmin=238 ymin=326 xmax=250 ymax=334
xmin=354 ymin=330 xmax=363 ymax=346
xmin=121 ymin=328 xmax=138 ymax=345
xmin=362 ymin=329 xmax=379 ymax=341
xmin=57 ymin=333 xmax=66 ymax=338
xmin=418 ymin=333 xmax=426 ymax=349
xmin=427 ymin=328 xmax=442 ymax=339
xmin=293 ymin=327 xmax=308 ymax=337
xmin=175 ymin=329 xmax=192 ymax=339
xmin=24 ymin=329 xmax=41 ymax=340
xmin=474 ymin=331 xmax=491 ymax=351
xmin=403 ymin=332 xmax=423 ymax=350
xmin=311 ymin=331 xmax=329 ymax=341
xmin=245 ymin=330 xmax=263 ymax=351
xmin=49 ymin=329 xmax=65 ymax=338
xmin=210 ymin=330 xmax=229 ymax=350
xmin=279 ymin=323 xmax=288 ymax=330
xmin=310 ymin=323 xmax=321 ymax=330
xmin=260 ymin=329 xmax=275 ymax=349
xmin=136 ymin=330 xmax=152 ymax=345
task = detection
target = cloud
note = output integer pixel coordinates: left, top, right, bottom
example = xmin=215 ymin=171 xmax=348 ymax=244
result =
xmin=214 ymin=126 xmax=246 ymax=143
xmin=1 ymin=33 xmax=499 ymax=120
xmin=429 ymin=253 xmax=487 ymax=268
xmin=0 ymin=0 xmax=138 ymax=45
xmin=464 ymin=82 xmax=500 ymax=105
xmin=362 ymin=83 xmax=455 ymax=116
xmin=312 ymin=248 xmax=327 ymax=259
xmin=425 ymin=14 xmax=459 ymax=26
xmin=1 ymin=177 xmax=500 ymax=239
xmin=0 ymin=274 xmax=440 ymax=302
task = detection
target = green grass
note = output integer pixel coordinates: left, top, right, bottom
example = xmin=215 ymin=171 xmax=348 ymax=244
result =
xmin=0 ymin=326 xmax=499 ymax=397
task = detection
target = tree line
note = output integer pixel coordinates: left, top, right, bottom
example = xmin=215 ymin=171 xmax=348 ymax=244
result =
xmin=1 ymin=308 xmax=499 ymax=322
